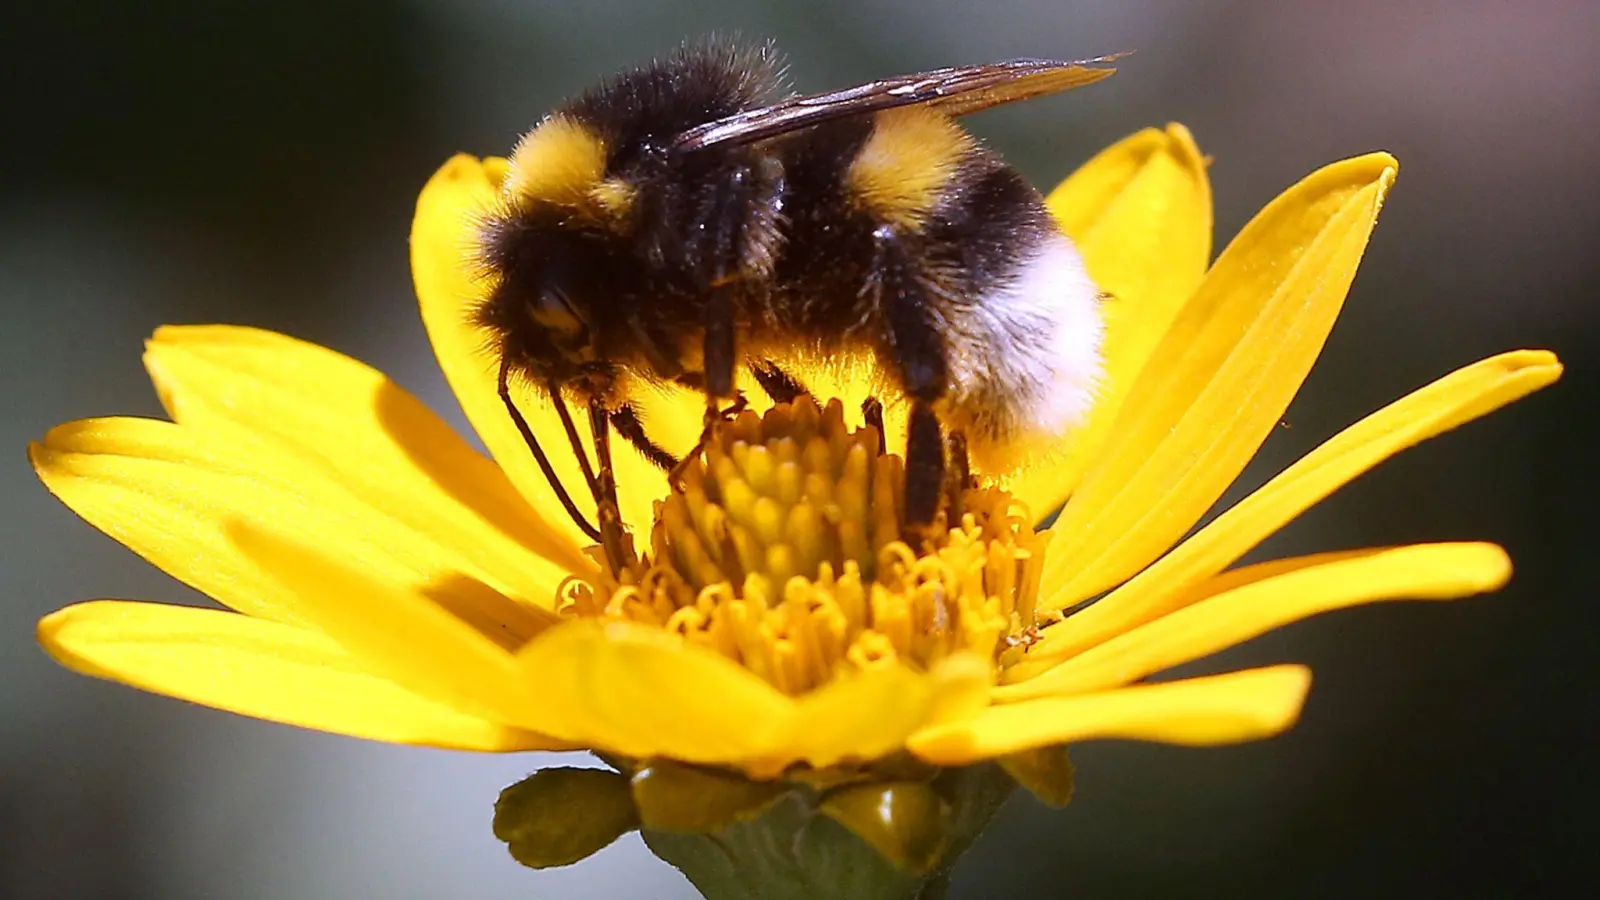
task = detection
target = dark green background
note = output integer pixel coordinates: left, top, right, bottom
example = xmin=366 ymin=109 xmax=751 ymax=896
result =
xmin=3 ymin=1 xmax=1594 ymax=897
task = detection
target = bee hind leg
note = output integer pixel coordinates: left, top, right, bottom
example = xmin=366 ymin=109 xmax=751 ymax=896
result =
xmin=943 ymin=431 xmax=973 ymax=525
xmin=904 ymin=402 xmax=947 ymax=537
xmin=862 ymin=397 xmax=887 ymax=456
xmin=870 ymin=225 xmax=951 ymax=537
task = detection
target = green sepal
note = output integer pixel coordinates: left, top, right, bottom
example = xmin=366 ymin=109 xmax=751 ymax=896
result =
xmin=494 ymin=767 xmax=640 ymax=869
xmin=641 ymin=763 xmax=1015 ymax=900
xmin=999 ymin=744 xmax=1076 ymax=807
xmin=631 ymin=759 xmax=787 ymax=832
xmin=819 ymin=781 xmax=950 ymax=874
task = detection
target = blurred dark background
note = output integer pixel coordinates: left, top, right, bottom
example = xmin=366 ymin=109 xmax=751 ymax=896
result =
xmin=3 ymin=1 xmax=1595 ymax=897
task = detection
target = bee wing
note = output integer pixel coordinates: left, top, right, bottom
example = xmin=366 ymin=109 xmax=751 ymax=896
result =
xmin=673 ymin=54 xmax=1124 ymax=152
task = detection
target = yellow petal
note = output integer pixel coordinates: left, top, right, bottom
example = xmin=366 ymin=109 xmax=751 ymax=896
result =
xmin=410 ymin=155 xmax=668 ymax=549
xmin=1002 ymin=543 xmax=1509 ymax=701
xmin=923 ymin=651 xmax=996 ymax=727
xmin=908 ymin=665 xmax=1311 ymax=765
xmin=1045 ymin=153 xmax=1399 ymax=603
xmin=230 ymin=523 xmax=538 ymax=729
xmin=1008 ymin=124 xmax=1213 ymax=505
xmin=31 ymin=418 xmax=556 ymax=647
xmin=1025 ymin=350 xmax=1561 ymax=664
xmin=30 ymin=418 xmax=351 ymax=625
xmin=511 ymin=619 xmax=793 ymax=765
xmin=778 ymin=663 xmax=934 ymax=770
xmin=38 ymin=601 xmax=564 ymax=751
xmin=144 ymin=324 xmax=588 ymax=588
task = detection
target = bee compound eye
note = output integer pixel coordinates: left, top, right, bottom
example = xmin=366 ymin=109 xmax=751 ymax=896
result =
xmin=530 ymin=290 xmax=587 ymax=339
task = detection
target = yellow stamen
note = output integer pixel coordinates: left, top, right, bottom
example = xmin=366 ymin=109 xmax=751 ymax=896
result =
xmin=559 ymin=397 xmax=1048 ymax=695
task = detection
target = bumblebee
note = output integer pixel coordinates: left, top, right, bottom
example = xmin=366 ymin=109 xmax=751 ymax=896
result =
xmin=474 ymin=40 xmax=1114 ymax=568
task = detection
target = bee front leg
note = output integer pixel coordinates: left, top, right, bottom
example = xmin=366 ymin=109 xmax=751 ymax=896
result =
xmin=587 ymin=399 xmax=635 ymax=574
xmin=662 ymin=282 xmax=746 ymax=489
xmin=704 ymin=281 xmax=738 ymax=404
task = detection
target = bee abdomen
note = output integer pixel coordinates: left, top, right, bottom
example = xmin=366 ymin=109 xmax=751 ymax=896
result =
xmin=942 ymin=230 xmax=1102 ymax=467
xmin=924 ymin=163 xmax=1104 ymax=471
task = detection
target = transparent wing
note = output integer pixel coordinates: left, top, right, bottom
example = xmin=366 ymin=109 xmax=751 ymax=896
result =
xmin=672 ymin=54 xmax=1125 ymax=152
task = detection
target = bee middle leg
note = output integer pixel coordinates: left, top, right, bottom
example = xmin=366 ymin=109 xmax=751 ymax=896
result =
xmin=609 ymin=404 xmax=679 ymax=472
xmin=750 ymin=358 xmax=810 ymax=405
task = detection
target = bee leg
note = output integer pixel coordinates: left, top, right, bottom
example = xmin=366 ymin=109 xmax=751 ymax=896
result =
xmin=750 ymin=358 xmax=809 ymax=405
xmin=668 ymin=275 xmax=746 ymax=489
xmin=704 ymin=282 xmax=738 ymax=402
xmin=904 ymin=402 xmax=947 ymax=536
xmin=862 ymin=397 xmax=887 ymax=456
xmin=871 ymin=225 xmax=951 ymax=535
xmin=610 ymin=404 xmax=679 ymax=472
xmin=497 ymin=359 xmax=601 ymax=542
xmin=944 ymin=431 xmax=972 ymax=523
xmin=588 ymin=398 xmax=635 ymax=574
xmin=668 ymin=391 xmax=749 ymax=488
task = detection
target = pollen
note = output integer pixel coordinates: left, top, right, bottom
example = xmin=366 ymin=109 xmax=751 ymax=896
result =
xmin=846 ymin=106 xmax=976 ymax=229
xmin=503 ymin=115 xmax=608 ymax=207
xmin=557 ymin=396 xmax=1051 ymax=695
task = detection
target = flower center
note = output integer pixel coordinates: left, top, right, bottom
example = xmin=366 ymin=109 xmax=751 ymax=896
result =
xmin=557 ymin=397 xmax=1049 ymax=695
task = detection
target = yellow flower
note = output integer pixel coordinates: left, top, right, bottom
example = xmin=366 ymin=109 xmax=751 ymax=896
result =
xmin=34 ymin=125 xmax=1559 ymax=783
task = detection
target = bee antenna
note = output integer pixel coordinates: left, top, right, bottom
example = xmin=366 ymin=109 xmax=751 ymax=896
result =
xmin=497 ymin=360 xmax=602 ymax=542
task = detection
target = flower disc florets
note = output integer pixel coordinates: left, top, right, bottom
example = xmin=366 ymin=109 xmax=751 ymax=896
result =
xmin=560 ymin=396 xmax=1049 ymax=694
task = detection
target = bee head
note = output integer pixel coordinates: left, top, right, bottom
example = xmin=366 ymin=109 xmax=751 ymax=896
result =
xmin=472 ymin=115 xmax=644 ymax=392
xmin=473 ymin=207 xmax=629 ymax=391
